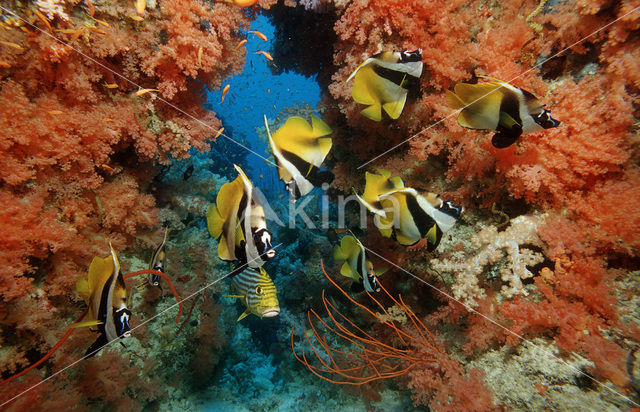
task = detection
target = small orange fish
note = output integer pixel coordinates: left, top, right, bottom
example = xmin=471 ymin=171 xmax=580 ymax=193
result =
xmin=134 ymin=88 xmax=158 ymax=96
xmin=101 ymin=164 xmax=115 ymax=173
xmin=255 ymin=51 xmax=273 ymax=61
xmin=135 ymin=0 xmax=146 ymax=15
xmin=251 ymin=30 xmax=267 ymax=42
xmin=56 ymin=29 xmax=79 ymax=34
xmin=235 ymin=39 xmax=247 ymax=50
xmin=88 ymin=27 xmax=106 ymax=35
xmin=214 ymin=127 xmax=225 ymax=139
xmin=266 ymin=88 xmax=270 ymax=94
xmin=48 ymin=110 xmax=63 ymax=115
xmin=0 ymin=41 xmax=23 ymax=51
xmin=259 ymin=174 xmax=264 ymax=178
xmin=86 ymin=0 xmax=95 ymax=16
xmin=197 ymin=46 xmax=203 ymax=66
xmin=33 ymin=10 xmax=52 ymax=31
xmin=0 ymin=61 xmax=11 ymax=68
xmin=71 ymin=27 xmax=85 ymax=43
xmin=103 ymin=82 xmax=118 ymax=89
xmin=129 ymin=15 xmax=144 ymax=21
xmin=92 ymin=17 xmax=111 ymax=28
xmin=104 ymin=118 xmax=115 ymax=122
xmin=220 ymin=84 xmax=230 ymax=104
xmin=232 ymin=0 xmax=258 ymax=6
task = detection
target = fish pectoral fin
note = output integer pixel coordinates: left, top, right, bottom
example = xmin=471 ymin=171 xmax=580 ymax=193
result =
xmin=498 ymin=111 xmax=521 ymax=129
xmin=71 ymin=320 xmax=104 ymax=328
xmin=237 ymin=309 xmax=251 ymax=322
xmin=360 ymin=104 xmax=382 ymax=122
xmin=425 ymin=224 xmax=442 ymax=251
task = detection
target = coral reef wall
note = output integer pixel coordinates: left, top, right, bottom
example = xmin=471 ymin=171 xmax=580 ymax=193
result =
xmin=0 ymin=0 xmax=275 ymax=408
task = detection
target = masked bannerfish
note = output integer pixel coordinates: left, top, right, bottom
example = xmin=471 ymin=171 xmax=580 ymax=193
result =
xmin=148 ymin=227 xmax=168 ymax=287
xmin=446 ymin=76 xmax=560 ymax=148
xmin=227 ymin=267 xmax=280 ymax=321
xmin=346 ymin=50 xmax=423 ymax=121
xmin=356 ymin=170 xmax=463 ymax=251
xmin=207 ymin=164 xmax=276 ymax=268
xmin=333 ymin=234 xmax=380 ymax=293
xmin=264 ymin=115 xmax=334 ymax=202
xmin=74 ymin=243 xmax=132 ymax=356
xmin=355 ymin=169 xmax=405 ymax=217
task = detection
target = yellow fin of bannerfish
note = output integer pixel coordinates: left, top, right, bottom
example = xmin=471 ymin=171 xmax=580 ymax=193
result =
xmin=237 ymin=309 xmax=251 ymax=322
xmin=223 ymin=294 xmax=244 ymax=299
xmin=335 ymin=235 xmax=359 ymax=260
xmin=340 ymin=261 xmax=355 ymax=279
xmin=447 ymin=82 xmax=504 ymax=130
xmin=361 ymin=169 xmax=404 ymax=210
xmin=272 ymin=115 xmax=333 ymax=168
xmin=70 ymin=320 xmax=104 ymax=328
xmin=360 ymin=104 xmax=382 ymax=122
xmin=86 ymin=251 xmax=117 ymax=301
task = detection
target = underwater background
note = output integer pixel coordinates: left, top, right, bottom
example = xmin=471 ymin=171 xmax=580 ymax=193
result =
xmin=0 ymin=0 xmax=639 ymax=411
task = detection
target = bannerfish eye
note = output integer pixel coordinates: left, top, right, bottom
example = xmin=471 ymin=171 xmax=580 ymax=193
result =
xmin=256 ymin=286 xmax=263 ymax=295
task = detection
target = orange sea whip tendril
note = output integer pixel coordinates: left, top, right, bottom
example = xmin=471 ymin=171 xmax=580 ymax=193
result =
xmin=176 ymin=294 xmax=201 ymax=335
xmin=290 ymin=259 xmax=439 ymax=385
xmin=123 ymin=269 xmax=183 ymax=323
xmin=0 ymin=309 xmax=89 ymax=387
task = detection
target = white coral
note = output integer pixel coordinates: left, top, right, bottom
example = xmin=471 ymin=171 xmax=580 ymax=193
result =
xmin=431 ymin=214 xmax=546 ymax=307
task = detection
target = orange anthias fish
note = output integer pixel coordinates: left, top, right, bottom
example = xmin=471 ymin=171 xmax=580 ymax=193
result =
xmin=255 ymin=51 xmax=273 ymax=61
xmin=251 ymin=30 xmax=268 ymax=41
xmin=235 ymin=39 xmax=247 ymax=50
xmin=228 ymin=0 xmax=258 ymax=7
xmin=220 ymin=84 xmax=230 ymax=104
xmin=214 ymin=127 xmax=225 ymax=139
xmin=134 ymin=88 xmax=158 ymax=97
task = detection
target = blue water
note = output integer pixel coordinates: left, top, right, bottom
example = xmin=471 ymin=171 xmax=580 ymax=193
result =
xmin=206 ymin=14 xmax=322 ymax=202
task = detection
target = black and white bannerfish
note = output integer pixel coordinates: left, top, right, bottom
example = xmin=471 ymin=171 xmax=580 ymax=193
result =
xmin=148 ymin=227 xmax=168 ymax=287
xmin=75 ymin=243 xmax=132 ymax=356
xmin=333 ymin=234 xmax=380 ymax=293
xmin=356 ymin=170 xmax=464 ymax=251
xmin=227 ymin=267 xmax=280 ymax=321
xmin=207 ymin=164 xmax=276 ymax=268
xmin=346 ymin=50 xmax=423 ymax=121
xmin=446 ymin=76 xmax=560 ymax=148
xmin=264 ymin=115 xmax=334 ymax=202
